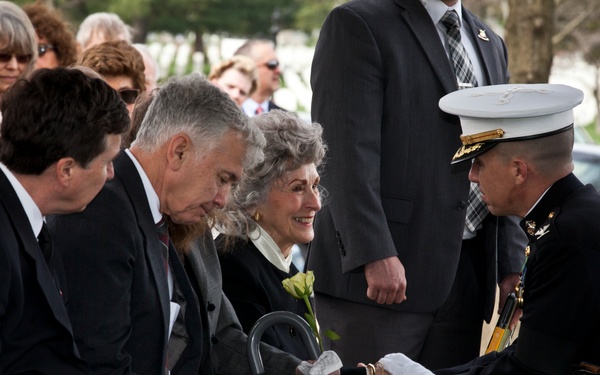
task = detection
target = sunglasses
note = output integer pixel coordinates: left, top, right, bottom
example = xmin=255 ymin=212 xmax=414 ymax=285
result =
xmin=118 ymin=88 xmax=140 ymax=105
xmin=38 ymin=44 xmax=55 ymax=57
xmin=263 ymin=60 xmax=279 ymax=70
xmin=0 ymin=53 xmax=33 ymax=64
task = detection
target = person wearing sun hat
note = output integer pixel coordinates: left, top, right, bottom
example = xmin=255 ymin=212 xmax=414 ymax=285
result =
xmin=432 ymin=83 xmax=600 ymax=374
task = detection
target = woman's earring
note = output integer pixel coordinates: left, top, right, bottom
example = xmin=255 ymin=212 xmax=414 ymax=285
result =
xmin=252 ymin=211 xmax=262 ymax=221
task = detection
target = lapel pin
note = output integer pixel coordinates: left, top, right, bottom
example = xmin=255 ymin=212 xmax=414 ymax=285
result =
xmin=478 ymin=29 xmax=489 ymax=41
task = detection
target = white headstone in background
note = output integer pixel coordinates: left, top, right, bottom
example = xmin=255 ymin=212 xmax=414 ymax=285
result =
xmin=550 ymin=53 xmax=597 ymax=126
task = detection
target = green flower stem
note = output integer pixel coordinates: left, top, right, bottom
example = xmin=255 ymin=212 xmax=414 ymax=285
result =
xmin=302 ymin=295 xmax=324 ymax=353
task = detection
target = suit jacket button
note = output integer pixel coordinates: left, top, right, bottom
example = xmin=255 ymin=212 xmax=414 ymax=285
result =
xmin=211 ymin=335 xmax=218 ymax=344
xmin=207 ymin=302 xmax=216 ymax=312
xmin=457 ymin=201 xmax=467 ymax=210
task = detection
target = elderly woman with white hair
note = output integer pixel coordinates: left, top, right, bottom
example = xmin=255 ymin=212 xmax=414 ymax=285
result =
xmin=76 ymin=12 xmax=132 ymax=51
xmin=216 ymin=110 xmax=326 ymax=360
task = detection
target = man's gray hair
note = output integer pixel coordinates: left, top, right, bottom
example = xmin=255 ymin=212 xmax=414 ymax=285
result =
xmin=132 ymin=73 xmax=264 ymax=170
xmin=216 ymin=110 xmax=327 ymax=239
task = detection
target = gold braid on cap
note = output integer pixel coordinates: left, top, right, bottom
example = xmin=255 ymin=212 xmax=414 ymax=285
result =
xmin=453 ymin=143 xmax=484 ymax=159
xmin=460 ymin=129 xmax=505 ymax=145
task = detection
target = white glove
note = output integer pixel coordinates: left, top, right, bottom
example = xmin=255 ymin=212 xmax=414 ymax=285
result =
xmin=377 ymin=353 xmax=434 ymax=375
xmin=297 ymin=351 xmax=343 ymax=375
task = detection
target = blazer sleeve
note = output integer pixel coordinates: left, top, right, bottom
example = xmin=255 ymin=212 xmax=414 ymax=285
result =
xmin=49 ymin=189 xmax=141 ymax=374
xmin=187 ymin=235 xmax=302 ymax=375
xmin=212 ymin=293 xmax=302 ymax=375
xmin=310 ymin=5 xmax=399 ymax=273
xmin=219 ymin=252 xmax=271 ymax=334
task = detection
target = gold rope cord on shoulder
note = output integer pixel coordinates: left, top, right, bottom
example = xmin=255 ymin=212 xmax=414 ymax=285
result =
xmin=460 ymin=129 xmax=505 ymax=145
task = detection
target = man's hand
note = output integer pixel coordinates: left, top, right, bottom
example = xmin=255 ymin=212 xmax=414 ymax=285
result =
xmin=365 ymin=256 xmax=407 ymax=304
xmin=498 ymin=273 xmax=522 ymax=330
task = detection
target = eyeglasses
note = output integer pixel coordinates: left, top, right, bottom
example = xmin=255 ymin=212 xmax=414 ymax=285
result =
xmin=38 ymin=44 xmax=55 ymax=57
xmin=0 ymin=53 xmax=33 ymax=64
xmin=263 ymin=60 xmax=279 ymax=70
xmin=118 ymin=88 xmax=140 ymax=105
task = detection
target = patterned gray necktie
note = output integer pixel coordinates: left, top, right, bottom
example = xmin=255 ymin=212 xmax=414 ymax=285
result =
xmin=441 ymin=10 xmax=488 ymax=231
xmin=156 ymin=217 xmax=170 ymax=274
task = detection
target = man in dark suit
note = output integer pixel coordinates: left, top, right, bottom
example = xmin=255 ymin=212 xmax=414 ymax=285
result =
xmin=0 ymin=68 xmax=129 ymax=373
xmin=49 ymin=74 xmax=266 ymax=374
xmin=235 ymin=39 xmax=287 ymax=116
xmin=434 ymin=83 xmax=600 ymax=374
xmin=309 ymin=0 xmax=526 ymax=369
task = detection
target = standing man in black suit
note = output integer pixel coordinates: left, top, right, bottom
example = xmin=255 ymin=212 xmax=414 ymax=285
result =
xmin=49 ymin=74 xmax=266 ymax=374
xmin=235 ymin=39 xmax=287 ymax=116
xmin=309 ymin=0 xmax=526 ymax=369
xmin=0 ymin=68 xmax=129 ymax=373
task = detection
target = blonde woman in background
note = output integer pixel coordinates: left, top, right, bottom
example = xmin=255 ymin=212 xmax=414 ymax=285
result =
xmin=208 ymin=55 xmax=257 ymax=107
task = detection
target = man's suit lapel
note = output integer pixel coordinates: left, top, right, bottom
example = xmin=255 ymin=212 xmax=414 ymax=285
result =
xmin=113 ymin=152 xmax=171 ymax=342
xmin=395 ymin=0 xmax=457 ymax=94
xmin=168 ymin=242 xmax=206 ymax=371
xmin=462 ymin=8 xmax=503 ymax=85
xmin=0 ymin=171 xmax=76 ymax=341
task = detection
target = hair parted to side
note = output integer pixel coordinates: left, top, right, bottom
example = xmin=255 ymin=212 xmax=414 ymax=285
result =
xmin=215 ymin=110 xmax=327 ymax=240
xmin=0 ymin=1 xmax=37 ymax=77
xmin=76 ymin=12 xmax=132 ymax=50
xmin=132 ymin=73 xmax=265 ymax=170
xmin=78 ymin=40 xmax=146 ymax=92
xmin=208 ymin=55 xmax=258 ymax=96
xmin=0 ymin=67 xmax=130 ymax=175
xmin=23 ymin=1 xmax=78 ymax=67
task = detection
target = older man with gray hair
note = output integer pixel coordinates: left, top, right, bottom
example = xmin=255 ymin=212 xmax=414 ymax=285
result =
xmin=49 ymin=73 xmax=265 ymax=375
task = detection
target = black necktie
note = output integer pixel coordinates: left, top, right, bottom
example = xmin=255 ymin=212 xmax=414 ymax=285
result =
xmin=441 ymin=10 xmax=488 ymax=231
xmin=38 ymin=223 xmax=53 ymax=265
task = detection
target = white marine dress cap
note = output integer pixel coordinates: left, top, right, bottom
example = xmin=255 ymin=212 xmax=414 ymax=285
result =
xmin=439 ymin=83 xmax=584 ymax=163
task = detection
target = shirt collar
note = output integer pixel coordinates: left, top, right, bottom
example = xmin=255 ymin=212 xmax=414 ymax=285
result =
xmin=241 ymin=98 xmax=269 ymax=117
xmin=125 ymin=149 xmax=163 ymax=224
xmin=422 ymin=0 xmax=463 ymax=27
xmin=250 ymin=224 xmax=293 ymax=273
xmin=0 ymin=163 xmax=44 ymax=237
